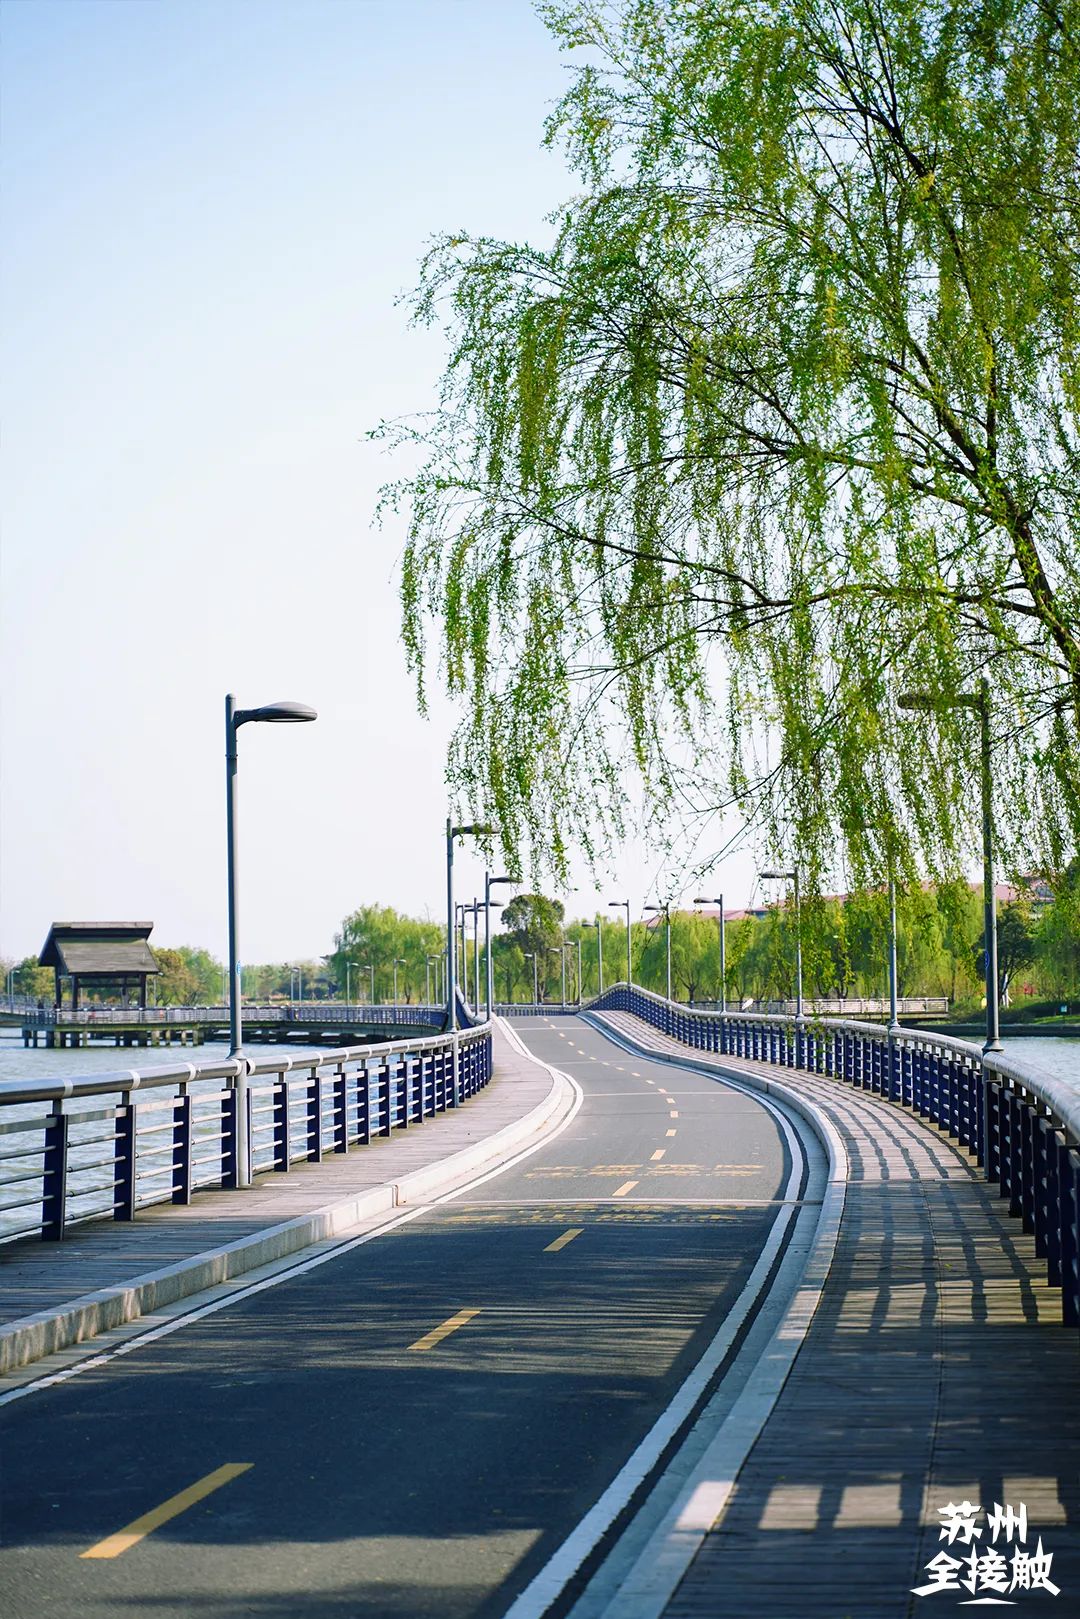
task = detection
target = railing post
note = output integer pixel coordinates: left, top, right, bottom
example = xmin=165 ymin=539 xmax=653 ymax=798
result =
xmin=334 ymin=1063 xmax=348 ymax=1153
xmin=114 ymin=1102 xmax=136 ymax=1221
xmin=307 ymin=1068 xmax=323 ymax=1162
xmin=222 ymin=1085 xmax=239 ymax=1188
xmin=41 ymin=1102 xmax=69 ymax=1240
xmin=1056 ymin=1138 xmax=1079 ymax=1327
xmin=172 ymin=1088 xmax=193 ymax=1204
xmin=274 ymin=1077 xmax=292 ymax=1170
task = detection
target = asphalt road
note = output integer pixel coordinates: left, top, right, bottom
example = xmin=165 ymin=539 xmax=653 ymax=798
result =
xmin=0 ymin=1016 xmax=804 ymax=1619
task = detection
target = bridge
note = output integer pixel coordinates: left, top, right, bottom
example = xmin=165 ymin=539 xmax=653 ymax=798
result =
xmin=0 ymin=999 xmax=444 ymax=1049
xmin=0 ymin=987 xmax=1076 ymax=1616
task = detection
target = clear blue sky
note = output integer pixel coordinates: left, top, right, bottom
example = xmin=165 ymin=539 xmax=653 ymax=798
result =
xmin=0 ymin=0 xmax=758 ymax=964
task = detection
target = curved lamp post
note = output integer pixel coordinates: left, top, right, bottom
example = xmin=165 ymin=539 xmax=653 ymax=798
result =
xmin=759 ymin=868 xmax=803 ymax=1024
xmin=484 ymin=873 xmax=515 ymax=1019
xmin=609 ymin=900 xmax=632 ymax=987
xmin=693 ymin=896 xmax=726 ymax=1014
xmin=644 ymin=903 xmax=672 ymax=1002
xmin=523 ymin=950 xmax=539 ymax=1006
xmin=393 ymin=958 xmax=406 ymax=1005
xmin=226 ymin=694 xmax=316 ymax=1188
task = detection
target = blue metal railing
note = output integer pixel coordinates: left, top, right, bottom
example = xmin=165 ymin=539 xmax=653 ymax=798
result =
xmin=588 ymin=983 xmax=1080 ymax=1330
xmin=0 ymin=1024 xmax=491 ymax=1244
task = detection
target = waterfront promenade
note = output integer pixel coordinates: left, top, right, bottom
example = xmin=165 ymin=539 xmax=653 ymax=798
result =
xmin=0 ymin=1006 xmax=1076 ymax=1618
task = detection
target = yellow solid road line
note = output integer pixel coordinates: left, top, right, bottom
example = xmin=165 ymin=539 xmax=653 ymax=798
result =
xmin=612 ymin=1180 xmax=638 ymax=1198
xmin=80 ymin=1464 xmax=253 ymax=1560
xmin=408 ymin=1308 xmax=481 ymax=1352
xmin=544 ymin=1228 xmax=584 ymax=1252
xmin=651 ymin=1149 xmax=666 ymax=1161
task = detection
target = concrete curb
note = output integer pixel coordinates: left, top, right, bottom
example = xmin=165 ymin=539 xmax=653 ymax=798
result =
xmin=0 ymin=1027 xmax=574 ymax=1377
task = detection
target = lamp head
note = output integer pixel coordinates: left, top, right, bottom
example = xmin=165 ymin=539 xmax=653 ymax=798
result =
xmin=236 ymin=700 xmax=317 ymax=726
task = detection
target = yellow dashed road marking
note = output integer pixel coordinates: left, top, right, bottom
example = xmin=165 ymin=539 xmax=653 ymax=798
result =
xmin=666 ymin=1128 xmax=677 ymax=1137
xmin=81 ymin=1464 xmax=253 ymax=1560
xmin=670 ymin=1110 xmax=679 ymax=1119
xmin=408 ymin=1308 xmax=481 ymax=1352
xmin=651 ymin=1149 xmax=666 ymax=1161
xmin=612 ymin=1180 xmax=639 ymax=1198
xmin=544 ymin=1228 xmax=584 ymax=1252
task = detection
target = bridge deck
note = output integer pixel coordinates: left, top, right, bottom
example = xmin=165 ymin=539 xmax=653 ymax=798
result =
xmin=590 ymin=1011 xmax=1079 ymax=1618
xmin=0 ymin=1025 xmax=550 ymax=1332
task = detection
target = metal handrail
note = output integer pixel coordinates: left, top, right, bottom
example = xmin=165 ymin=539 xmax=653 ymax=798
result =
xmin=587 ymin=981 xmax=1080 ymax=1330
xmin=0 ymin=1022 xmax=492 ymax=1243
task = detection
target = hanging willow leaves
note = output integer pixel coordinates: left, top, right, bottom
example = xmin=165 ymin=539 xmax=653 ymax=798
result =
xmin=380 ymin=0 xmax=1080 ymax=893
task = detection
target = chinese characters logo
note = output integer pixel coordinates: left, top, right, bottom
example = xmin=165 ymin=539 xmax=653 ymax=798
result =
xmin=913 ymin=1501 xmax=1061 ymax=1603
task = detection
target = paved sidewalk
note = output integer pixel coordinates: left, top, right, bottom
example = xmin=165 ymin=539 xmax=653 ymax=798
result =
xmin=0 ymin=1022 xmax=560 ymax=1369
xmin=590 ymin=1011 xmax=1080 ymax=1619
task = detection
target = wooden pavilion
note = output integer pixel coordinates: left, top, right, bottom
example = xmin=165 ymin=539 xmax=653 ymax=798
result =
xmin=38 ymin=922 xmax=160 ymax=1012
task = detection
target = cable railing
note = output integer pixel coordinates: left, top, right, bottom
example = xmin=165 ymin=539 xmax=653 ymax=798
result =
xmin=587 ymin=982 xmax=1080 ymax=1331
xmin=0 ymin=1024 xmax=491 ymax=1244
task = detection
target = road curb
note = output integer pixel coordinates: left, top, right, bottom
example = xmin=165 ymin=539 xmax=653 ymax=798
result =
xmin=0 ymin=1025 xmax=574 ymax=1377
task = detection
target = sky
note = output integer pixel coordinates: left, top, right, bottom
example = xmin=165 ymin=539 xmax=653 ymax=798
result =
xmin=0 ymin=0 xmax=761 ymax=966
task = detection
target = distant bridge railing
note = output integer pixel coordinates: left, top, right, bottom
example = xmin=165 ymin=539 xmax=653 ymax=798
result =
xmin=588 ymin=983 xmax=1080 ymax=1330
xmin=3 ymin=1002 xmax=445 ymax=1029
xmin=0 ymin=1023 xmax=490 ymax=1244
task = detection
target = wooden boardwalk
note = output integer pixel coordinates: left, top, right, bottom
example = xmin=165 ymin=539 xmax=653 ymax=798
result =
xmin=0 ymin=1024 xmax=552 ymax=1329
xmin=593 ymin=1011 xmax=1080 ymax=1619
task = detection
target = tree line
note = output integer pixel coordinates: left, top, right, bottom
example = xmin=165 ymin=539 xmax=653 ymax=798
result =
xmin=6 ymin=868 xmax=1074 ymax=1011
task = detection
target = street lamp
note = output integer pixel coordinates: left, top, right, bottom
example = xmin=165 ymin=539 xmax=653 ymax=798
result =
xmin=225 ymin=693 xmax=316 ymax=1189
xmin=346 ymin=960 xmax=357 ymax=1005
xmin=361 ymin=962 xmax=375 ymax=1002
xmin=484 ymin=872 xmax=515 ymax=1020
xmin=292 ymin=964 xmax=304 ymax=1004
xmin=576 ymin=937 xmax=583 ymax=1005
xmin=899 ymin=679 xmax=1000 ymax=1052
xmin=595 ymin=916 xmax=603 ymax=995
xmin=759 ymin=869 xmax=803 ymax=1023
xmin=644 ymin=903 xmax=673 ymax=1002
xmin=694 ymin=896 xmax=727 ymax=1014
xmin=609 ymin=900 xmax=632 ymax=987
xmin=393 ymin=958 xmax=406 ymax=1004
xmin=523 ymin=950 xmax=539 ymax=1006
xmin=445 ymin=820 xmax=499 ymax=1033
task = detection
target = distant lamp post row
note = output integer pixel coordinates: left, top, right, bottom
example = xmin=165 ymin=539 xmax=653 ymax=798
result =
xmin=445 ymin=820 xmax=498 ymax=1034
xmin=225 ymin=694 xmax=317 ymax=1189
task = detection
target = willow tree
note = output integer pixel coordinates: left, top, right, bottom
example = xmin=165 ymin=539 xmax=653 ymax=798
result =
xmin=386 ymin=0 xmax=1080 ymax=893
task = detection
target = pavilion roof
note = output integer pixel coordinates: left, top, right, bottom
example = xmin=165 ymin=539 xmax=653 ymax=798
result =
xmin=38 ymin=922 xmax=159 ymax=977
